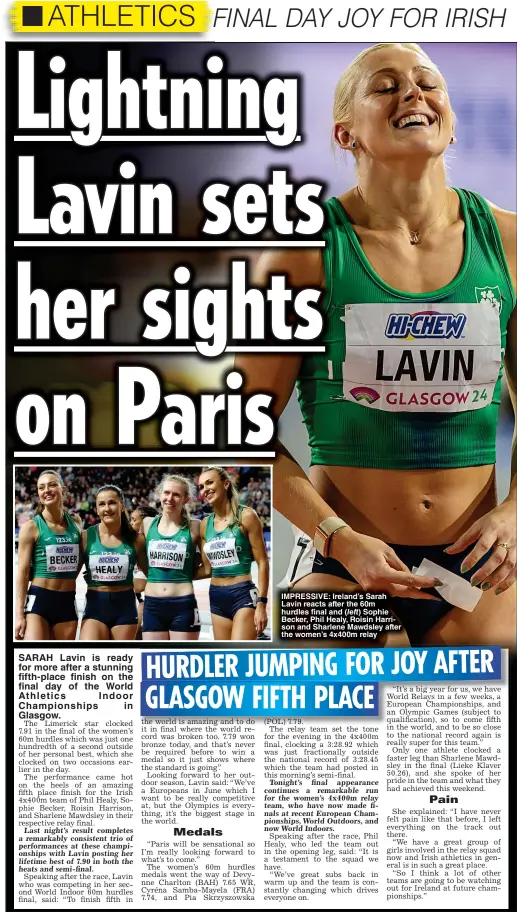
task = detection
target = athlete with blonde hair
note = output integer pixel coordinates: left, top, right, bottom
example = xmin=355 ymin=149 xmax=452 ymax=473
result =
xmin=15 ymin=469 xmax=82 ymax=641
xmin=237 ymin=43 xmax=516 ymax=647
xmin=141 ymin=474 xmax=203 ymax=640
xmin=198 ymin=467 xmax=269 ymax=640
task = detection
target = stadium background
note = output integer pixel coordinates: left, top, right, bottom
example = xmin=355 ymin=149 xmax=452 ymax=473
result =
xmin=14 ymin=466 xmax=271 ymax=641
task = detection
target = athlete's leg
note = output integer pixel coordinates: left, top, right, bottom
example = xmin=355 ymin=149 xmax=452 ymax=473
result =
xmin=211 ymin=614 xmax=233 ymax=641
xmin=52 ymin=621 xmax=78 ymax=641
xmin=231 ymin=607 xmax=257 ymax=641
xmin=111 ymin=624 xmax=138 ymax=641
xmin=142 ymin=630 xmax=169 ymax=642
xmin=24 ymin=614 xmax=51 ymax=640
xmin=423 ymin=586 xmax=516 ymax=649
xmin=169 ymin=631 xmax=200 ymax=641
xmin=80 ymin=619 xmax=110 ymax=641
xmin=292 ymin=572 xmax=360 ymax=595
xmin=291 ymin=572 xmax=410 ymax=647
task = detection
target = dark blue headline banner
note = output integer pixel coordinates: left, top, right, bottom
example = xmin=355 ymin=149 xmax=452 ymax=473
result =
xmin=140 ymin=648 xmax=501 ymax=717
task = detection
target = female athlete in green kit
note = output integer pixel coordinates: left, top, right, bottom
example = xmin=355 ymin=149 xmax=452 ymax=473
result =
xmin=237 ymin=43 xmax=517 ymax=647
xmin=199 ymin=467 xmax=269 ymax=641
xmin=15 ymin=469 xmax=82 ymax=641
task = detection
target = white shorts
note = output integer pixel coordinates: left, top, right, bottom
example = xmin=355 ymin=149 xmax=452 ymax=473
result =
xmin=278 ymin=527 xmax=317 ymax=588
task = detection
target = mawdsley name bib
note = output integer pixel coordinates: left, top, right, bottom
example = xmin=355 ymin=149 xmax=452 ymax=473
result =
xmin=204 ymin=537 xmax=238 ymax=568
xmin=89 ymin=552 xmax=129 ymax=582
xmin=340 ymin=300 xmax=502 ymax=413
xmin=45 ymin=543 xmax=79 ymax=573
xmin=148 ymin=539 xmax=187 ymax=570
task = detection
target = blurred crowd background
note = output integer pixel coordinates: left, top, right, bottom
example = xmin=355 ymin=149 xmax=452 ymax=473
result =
xmin=15 ymin=466 xmax=271 ymax=533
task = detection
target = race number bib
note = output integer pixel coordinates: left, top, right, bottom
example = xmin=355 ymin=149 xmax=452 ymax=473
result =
xmin=24 ymin=594 xmax=36 ymax=613
xmin=45 ymin=543 xmax=79 ymax=573
xmin=204 ymin=537 xmax=238 ymax=568
xmin=148 ymin=539 xmax=187 ymax=570
xmin=89 ymin=553 xmax=129 ymax=582
xmin=341 ymin=301 xmax=502 ymax=413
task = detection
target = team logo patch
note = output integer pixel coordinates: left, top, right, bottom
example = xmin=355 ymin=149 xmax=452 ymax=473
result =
xmin=475 ymin=287 xmax=501 ymax=313
xmin=349 ymin=386 xmax=380 ymax=404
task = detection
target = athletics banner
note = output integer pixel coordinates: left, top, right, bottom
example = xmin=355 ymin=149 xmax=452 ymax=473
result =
xmin=3 ymin=2 xmax=516 ymax=910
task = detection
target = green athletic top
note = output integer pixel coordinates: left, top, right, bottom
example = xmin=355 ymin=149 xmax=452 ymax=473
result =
xmin=146 ymin=516 xmax=195 ymax=584
xmin=297 ymin=189 xmax=515 ymax=469
xmin=84 ymin=525 xmax=137 ymax=588
xmin=204 ymin=508 xmax=254 ymax=578
xmin=32 ymin=512 xmax=81 ymax=579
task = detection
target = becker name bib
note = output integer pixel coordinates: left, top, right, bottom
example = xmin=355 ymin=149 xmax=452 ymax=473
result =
xmin=340 ymin=301 xmax=502 ymax=412
xmin=148 ymin=539 xmax=187 ymax=570
xmin=89 ymin=552 xmax=129 ymax=581
xmin=45 ymin=543 xmax=79 ymax=573
xmin=204 ymin=537 xmax=238 ymax=568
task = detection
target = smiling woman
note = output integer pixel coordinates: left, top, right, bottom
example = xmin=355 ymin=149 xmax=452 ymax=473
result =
xmin=80 ymin=485 xmax=148 ymax=642
xmin=14 ymin=469 xmax=82 ymax=642
xmin=236 ymin=42 xmax=517 ymax=648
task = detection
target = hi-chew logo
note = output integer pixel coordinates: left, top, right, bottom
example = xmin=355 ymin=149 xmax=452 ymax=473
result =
xmin=385 ymin=311 xmax=466 ymax=340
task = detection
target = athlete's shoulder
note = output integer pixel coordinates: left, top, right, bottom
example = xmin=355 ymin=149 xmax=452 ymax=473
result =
xmin=69 ymin=511 xmax=83 ymax=531
xmin=142 ymin=515 xmax=155 ymax=536
xmin=485 ymin=200 xmax=517 ymax=242
xmin=83 ymin=524 xmax=97 ymax=547
xmin=19 ymin=519 xmax=38 ymax=544
xmin=254 ymin=248 xmax=324 ymax=288
xmin=486 ymin=201 xmax=516 ymax=290
xmin=200 ymin=515 xmax=208 ymax=536
xmin=240 ymin=506 xmax=260 ymax=530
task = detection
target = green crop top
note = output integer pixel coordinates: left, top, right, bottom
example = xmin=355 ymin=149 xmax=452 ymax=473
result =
xmin=32 ymin=512 xmax=80 ymax=579
xmin=84 ymin=525 xmax=137 ymax=588
xmin=296 ymin=189 xmax=515 ymax=469
xmin=204 ymin=508 xmax=254 ymax=578
xmin=146 ymin=516 xmax=195 ymax=584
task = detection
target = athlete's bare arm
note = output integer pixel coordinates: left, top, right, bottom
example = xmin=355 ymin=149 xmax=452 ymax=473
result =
xmin=142 ymin=516 xmax=153 ymax=538
xmin=135 ymin=533 xmax=148 ymax=577
xmin=236 ymin=249 xmax=437 ymax=599
xmin=190 ymin=518 xmax=209 ymax=580
xmin=71 ymin=512 xmax=83 ymax=532
xmin=15 ymin=521 xmax=38 ymax=638
xmin=241 ymin=508 xmax=269 ymax=634
xmin=194 ymin=517 xmax=213 ymax=581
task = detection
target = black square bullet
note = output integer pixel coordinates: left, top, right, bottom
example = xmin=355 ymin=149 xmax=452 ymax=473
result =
xmin=22 ymin=6 xmax=43 ymax=27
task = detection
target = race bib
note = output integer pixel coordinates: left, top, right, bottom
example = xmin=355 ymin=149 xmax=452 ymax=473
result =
xmin=89 ymin=553 xmax=129 ymax=582
xmin=204 ymin=537 xmax=238 ymax=568
xmin=45 ymin=543 xmax=79 ymax=573
xmin=148 ymin=539 xmax=187 ymax=570
xmin=24 ymin=594 xmax=36 ymax=613
xmin=340 ymin=301 xmax=502 ymax=413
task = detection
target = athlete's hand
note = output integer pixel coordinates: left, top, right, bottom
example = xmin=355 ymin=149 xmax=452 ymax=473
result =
xmin=15 ymin=613 xmax=26 ymax=639
xmin=445 ymin=498 xmax=517 ymax=594
xmin=331 ymin=528 xmax=440 ymax=600
xmin=254 ymin=604 xmax=268 ymax=636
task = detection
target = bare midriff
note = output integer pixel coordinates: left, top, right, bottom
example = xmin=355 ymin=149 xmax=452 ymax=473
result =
xmin=310 ymin=464 xmax=497 ymax=545
xmin=32 ymin=577 xmax=77 ymax=593
xmin=211 ymin=573 xmax=252 ymax=587
xmin=145 ymin=581 xmax=194 ymax=598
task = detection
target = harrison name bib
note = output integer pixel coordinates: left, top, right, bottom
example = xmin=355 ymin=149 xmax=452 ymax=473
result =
xmin=148 ymin=539 xmax=187 ymax=569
